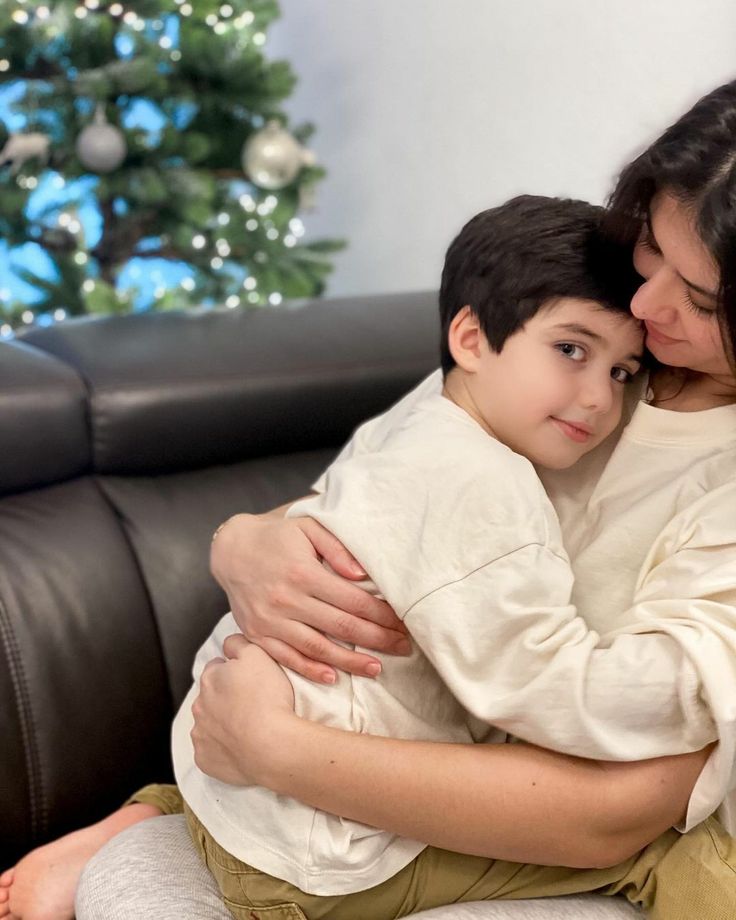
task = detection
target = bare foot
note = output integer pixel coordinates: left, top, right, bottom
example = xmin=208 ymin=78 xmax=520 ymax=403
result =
xmin=0 ymin=803 xmax=162 ymax=920
xmin=0 ymin=869 xmax=15 ymax=918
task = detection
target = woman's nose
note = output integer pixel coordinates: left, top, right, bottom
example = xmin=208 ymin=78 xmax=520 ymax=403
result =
xmin=630 ymin=272 xmax=678 ymax=324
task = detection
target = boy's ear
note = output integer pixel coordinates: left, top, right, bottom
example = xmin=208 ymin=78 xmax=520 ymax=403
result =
xmin=448 ymin=306 xmax=484 ymax=371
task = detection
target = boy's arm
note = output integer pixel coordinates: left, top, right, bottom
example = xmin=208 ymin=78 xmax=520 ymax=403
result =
xmin=396 ymin=542 xmax=718 ymax=762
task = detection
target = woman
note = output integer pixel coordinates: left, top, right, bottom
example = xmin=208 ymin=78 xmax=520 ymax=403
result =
xmin=5 ymin=79 xmax=736 ymax=920
xmin=190 ymin=79 xmax=736 ymax=865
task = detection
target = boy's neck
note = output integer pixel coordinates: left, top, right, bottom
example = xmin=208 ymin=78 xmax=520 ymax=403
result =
xmin=442 ymin=369 xmax=498 ymax=440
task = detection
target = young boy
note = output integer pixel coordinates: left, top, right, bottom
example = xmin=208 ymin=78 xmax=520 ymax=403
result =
xmin=164 ymin=195 xmax=658 ymax=916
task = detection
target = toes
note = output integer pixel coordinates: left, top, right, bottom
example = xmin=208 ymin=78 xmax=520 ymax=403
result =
xmin=0 ymin=868 xmax=12 ymax=886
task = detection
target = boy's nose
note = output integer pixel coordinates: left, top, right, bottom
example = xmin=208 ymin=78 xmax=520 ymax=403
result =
xmin=581 ymin=376 xmax=613 ymax=414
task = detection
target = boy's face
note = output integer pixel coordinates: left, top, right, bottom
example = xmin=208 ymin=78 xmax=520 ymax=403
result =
xmin=460 ymin=299 xmax=644 ymax=469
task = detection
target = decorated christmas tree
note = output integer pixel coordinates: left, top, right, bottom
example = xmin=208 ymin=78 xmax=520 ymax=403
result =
xmin=0 ymin=0 xmax=342 ymax=333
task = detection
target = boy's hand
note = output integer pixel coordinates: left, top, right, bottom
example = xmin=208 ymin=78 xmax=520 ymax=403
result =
xmin=191 ymin=635 xmax=295 ymax=786
xmin=210 ymin=511 xmax=410 ymax=684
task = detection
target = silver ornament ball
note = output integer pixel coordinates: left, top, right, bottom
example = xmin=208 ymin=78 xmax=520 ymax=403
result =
xmin=76 ymin=122 xmax=127 ymax=173
xmin=242 ymin=121 xmax=309 ymax=190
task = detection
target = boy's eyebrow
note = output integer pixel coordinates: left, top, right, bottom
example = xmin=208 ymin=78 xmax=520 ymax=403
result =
xmin=550 ymin=322 xmax=643 ymax=364
xmin=645 ymin=212 xmax=719 ymax=302
xmin=549 ymin=322 xmax=602 ymax=341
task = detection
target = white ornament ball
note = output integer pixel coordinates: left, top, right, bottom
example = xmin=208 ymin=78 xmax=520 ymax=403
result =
xmin=76 ymin=122 xmax=127 ymax=173
xmin=242 ymin=120 xmax=310 ymax=190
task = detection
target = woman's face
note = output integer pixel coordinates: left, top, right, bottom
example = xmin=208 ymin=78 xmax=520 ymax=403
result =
xmin=631 ymin=191 xmax=730 ymax=378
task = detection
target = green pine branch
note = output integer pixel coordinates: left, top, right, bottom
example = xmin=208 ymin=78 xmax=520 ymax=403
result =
xmin=0 ymin=0 xmax=345 ymax=329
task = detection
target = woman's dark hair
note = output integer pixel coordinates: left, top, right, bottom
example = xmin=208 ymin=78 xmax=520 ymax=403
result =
xmin=438 ymin=195 xmax=640 ymax=374
xmin=606 ymin=78 xmax=736 ymax=362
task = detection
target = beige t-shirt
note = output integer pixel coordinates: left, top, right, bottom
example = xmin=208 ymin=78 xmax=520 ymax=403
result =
xmin=174 ymin=371 xmax=736 ymax=894
xmin=173 ymin=393 xmax=577 ymax=893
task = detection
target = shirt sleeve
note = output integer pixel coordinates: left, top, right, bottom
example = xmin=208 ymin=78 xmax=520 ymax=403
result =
xmin=404 ymin=484 xmax=736 ymax=830
xmin=401 ymin=547 xmax=719 ymax=763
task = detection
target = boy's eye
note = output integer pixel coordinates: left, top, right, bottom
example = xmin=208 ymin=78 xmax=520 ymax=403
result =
xmin=556 ymin=342 xmax=585 ymax=361
xmin=610 ymin=367 xmax=633 ymax=384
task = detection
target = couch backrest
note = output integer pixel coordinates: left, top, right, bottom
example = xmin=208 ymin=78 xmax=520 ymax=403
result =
xmin=0 ymin=292 xmax=438 ymax=864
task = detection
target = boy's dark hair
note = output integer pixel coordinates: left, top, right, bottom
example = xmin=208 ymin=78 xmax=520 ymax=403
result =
xmin=439 ymin=195 xmax=641 ymax=374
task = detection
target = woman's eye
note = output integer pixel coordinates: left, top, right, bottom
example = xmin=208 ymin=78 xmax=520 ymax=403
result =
xmin=638 ymin=235 xmax=661 ymax=256
xmin=556 ymin=342 xmax=585 ymax=361
xmin=611 ymin=367 xmax=632 ymax=384
xmin=637 ymin=225 xmax=662 ymax=256
xmin=683 ymin=290 xmax=718 ymax=319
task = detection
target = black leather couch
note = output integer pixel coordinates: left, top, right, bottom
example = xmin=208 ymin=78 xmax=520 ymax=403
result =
xmin=0 ymin=291 xmax=438 ymax=867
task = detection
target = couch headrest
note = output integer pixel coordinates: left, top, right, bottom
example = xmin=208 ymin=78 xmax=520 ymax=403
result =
xmin=21 ymin=292 xmax=438 ymax=475
xmin=0 ymin=340 xmax=90 ymax=496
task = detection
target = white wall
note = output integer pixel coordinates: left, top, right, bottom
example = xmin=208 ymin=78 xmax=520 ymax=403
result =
xmin=268 ymin=1 xmax=736 ymax=298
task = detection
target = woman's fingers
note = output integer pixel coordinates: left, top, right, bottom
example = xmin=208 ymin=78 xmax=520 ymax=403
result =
xmin=298 ymin=596 xmax=410 ymax=654
xmin=297 ymin=517 xmax=367 ymax=579
xmin=199 ymin=656 xmax=226 ymax=679
xmin=295 ymin=560 xmax=407 ymax=634
xmin=222 ymin=633 xmax=250 ymax=659
xmin=234 ymin=562 xmax=409 ymax=656
xmin=257 ymin=635 xmax=339 ymax=684
xmin=295 ymin=517 xmax=407 ymax=633
xmin=258 ymin=621 xmax=407 ymax=682
xmin=249 ymin=589 xmax=410 ymax=661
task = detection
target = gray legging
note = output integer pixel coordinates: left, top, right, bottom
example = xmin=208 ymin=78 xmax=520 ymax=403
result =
xmin=74 ymin=814 xmax=641 ymax=919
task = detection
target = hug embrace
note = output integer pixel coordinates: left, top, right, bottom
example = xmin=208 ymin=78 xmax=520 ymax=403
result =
xmin=4 ymin=79 xmax=736 ymax=920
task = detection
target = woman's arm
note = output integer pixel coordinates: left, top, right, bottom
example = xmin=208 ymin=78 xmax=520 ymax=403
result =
xmin=267 ymin=722 xmax=709 ymax=868
xmin=191 ymin=637 xmax=712 ymax=869
xmin=209 ymin=509 xmax=409 ymax=682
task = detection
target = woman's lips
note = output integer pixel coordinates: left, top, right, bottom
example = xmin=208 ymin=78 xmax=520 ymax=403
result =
xmin=551 ymin=418 xmax=592 ymax=443
xmin=645 ymin=322 xmax=682 ymax=345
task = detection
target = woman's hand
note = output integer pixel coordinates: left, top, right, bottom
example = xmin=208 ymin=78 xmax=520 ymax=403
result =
xmin=209 ymin=510 xmax=410 ymax=683
xmin=191 ymin=634 xmax=296 ymax=786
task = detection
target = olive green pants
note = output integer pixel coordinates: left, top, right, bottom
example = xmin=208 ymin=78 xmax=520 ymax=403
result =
xmin=131 ymin=784 xmax=736 ymax=920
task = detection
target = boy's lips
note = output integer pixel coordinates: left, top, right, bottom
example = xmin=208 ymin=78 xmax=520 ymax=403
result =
xmin=550 ymin=418 xmax=593 ymax=443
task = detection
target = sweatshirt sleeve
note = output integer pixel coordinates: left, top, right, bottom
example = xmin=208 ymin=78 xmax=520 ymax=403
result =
xmin=298 ymin=418 xmax=736 ymax=829
xmin=401 ymin=545 xmax=719 ymax=762
xmin=406 ymin=484 xmax=736 ymax=829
